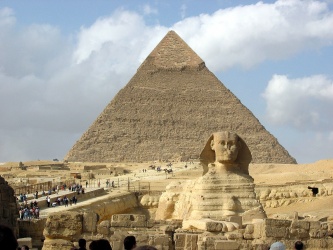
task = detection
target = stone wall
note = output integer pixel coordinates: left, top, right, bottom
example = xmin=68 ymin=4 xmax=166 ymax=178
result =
xmin=256 ymin=181 xmax=333 ymax=208
xmin=0 ymin=175 xmax=18 ymax=235
xmin=19 ymin=218 xmax=47 ymax=249
xmin=40 ymin=210 xmax=333 ymax=250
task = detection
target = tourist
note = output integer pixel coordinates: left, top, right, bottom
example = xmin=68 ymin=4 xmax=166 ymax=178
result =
xmin=270 ymin=241 xmax=286 ymax=250
xmin=0 ymin=224 xmax=18 ymax=250
xmin=89 ymin=240 xmax=98 ymax=250
xmin=64 ymin=196 xmax=69 ymax=207
xmin=294 ymin=241 xmax=304 ymax=250
xmin=46 ymin=196 xmax=50 ymax=207
xmin=34 ymin=206 xmax=40 ymax=219
xmin=96 ymin=239 xmax=112 ymax=250
xmin=124 ymin=236 xmax=136 ymax=250
xmin=78 ymin=238 xmax=87 ymax=250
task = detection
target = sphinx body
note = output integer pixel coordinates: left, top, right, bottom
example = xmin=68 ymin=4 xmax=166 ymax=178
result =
xmin=155 ymin=131 xmax=266 ymax=227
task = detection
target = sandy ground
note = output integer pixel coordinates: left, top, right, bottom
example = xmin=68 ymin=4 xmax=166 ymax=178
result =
xmin=2 ymin=159 xmax=333 ymax=220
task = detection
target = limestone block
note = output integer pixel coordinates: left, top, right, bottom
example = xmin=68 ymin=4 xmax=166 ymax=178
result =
xmin=225 ymin=232 xmax=243 ymax=240
xmin=264 ymin=226 xmax=288 ymax=238
xmin=265 ymin=219 xmax=291 ymax=228
xmin=43 ymin=212 xmax=82 ymax=241
xmin=111 ymin=214 xmax=147 ymax=228
xmin=151 ymin=234 xmax=169 ymax=246
xmin=262 ymin=219 xmax=291 ymax=238
xmin=309 ymin=221 xmax=321 ymax=230
xmin=244 ymin=224 xmax=254 ymax=240
xmin=140 ymin=194 xmax=160 ymax=208
xmin=306 ymin=239 xmax=330 ymax=249
xmin=175 ymin=234 xmax=186 ymax=248
xmin=310 ymin=229 xmax=327 ymax=238
xmin=97 ymin=220 xmax=111 ymax=236
xmin=245 ymin=224 xmax=254 ymax=234
xmin=41 ymin=239 xmax=74 ymax=250
xmin=291 ymin=220 xmax=310 ymax=230
xmin=228 ymin=216 xmax=242 ymax=228
xmin=327 ymin=222 xmax=333 ymax=237
xmin=214 ymin=240 xmax=240 ymax=250
xmin=252 ymin=220 xmax=265 ymax=239
xmin=309 ymin=221 xmax=324 ymax=238
xmin=251 ymin=239 xmax=270 ymax=250
xmin=289 ymin=228 xmax=309 ymax=239
xmin=17 ymin=237 xmax=32 ymax=248
xmin=183 ymin=219 xmax=239 ymax=232
xmin=184 ymin=234 xmax=198 ymax=250
xmin=242 ymin=208 xmax=266 ymax=224
xmin=83 ymin=211 xmax=98 ymax=233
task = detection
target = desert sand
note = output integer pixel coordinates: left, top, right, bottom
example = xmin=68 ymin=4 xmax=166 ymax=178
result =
xmin=1 ymin=159 xmax=332 ymax=219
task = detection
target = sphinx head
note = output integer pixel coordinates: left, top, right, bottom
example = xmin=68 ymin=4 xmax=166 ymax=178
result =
xmin=200 ymin=131 xmax=252 ymax=175
xmin=210 ymin=131 xmax=240 ymax=164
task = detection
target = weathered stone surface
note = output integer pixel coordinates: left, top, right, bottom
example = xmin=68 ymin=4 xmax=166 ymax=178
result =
xmin=0 ymin=175 xmax=18 ymax=234
xmin=65 ymin=30 xmax=296 ymax=164
xmin=17 ymin=237 xmax=32 ymax=249
xmin=83 ymin=211 xmax=98 ymax=233
xmin=97 ymin=220 xmax=111 ymax=236
xmin=111 ymin=214 xmax=147 ymax=228
xmin=140 ymin=194 xmax=160 ymax=208
xmin=42 ymin=239 xmax=74 ymax=250
xmin=215 ymin=240 xmax=240 ymax=250
xmin=183 ymin=219 xmax=239 ymax=232
xmin=175 ymin=233 xmax=199 ymax=250
xmin=43 ymin=211 xmax=82 ymax=240
xmin=19 ymin=218 xmax=47 ymax=249
xmin=156 ymin=132 xmax=266 ymax=227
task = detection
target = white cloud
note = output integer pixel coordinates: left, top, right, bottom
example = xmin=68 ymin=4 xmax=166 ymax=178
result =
xmin=0 ymin=7 xmax=15 ymax=28
xmin=172 ymin=0 xmax=333 ymax=71
xmin=0 ymin=0 xmax=333 ymax=162
xmin=180 ymin=4 xmax=187 ymax=19
xmin=142 ymin=4 xmax=158 ymax=15
xmin=263 ymin=74 xmax=333 ymax=130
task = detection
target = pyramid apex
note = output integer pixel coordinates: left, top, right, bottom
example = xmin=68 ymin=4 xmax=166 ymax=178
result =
xmin=140 ymin=30 xmax=205 ymax=71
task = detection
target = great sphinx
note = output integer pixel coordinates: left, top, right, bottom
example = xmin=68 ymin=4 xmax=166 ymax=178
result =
xmin=155 ymin=131 xmax=266 ymax=229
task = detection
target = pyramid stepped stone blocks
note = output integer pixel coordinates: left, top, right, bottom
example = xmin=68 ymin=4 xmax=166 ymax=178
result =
xmin=65 ymin=30 xmax=296 ymax=164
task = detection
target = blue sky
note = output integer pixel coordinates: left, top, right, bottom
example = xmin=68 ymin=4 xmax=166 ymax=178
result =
xmin=0 ymin=0 xmax=332 ymax=164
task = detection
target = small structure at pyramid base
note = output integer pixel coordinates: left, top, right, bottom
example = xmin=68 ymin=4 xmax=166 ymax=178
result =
xmin=155 ymin=131 xmax=266 ymax=230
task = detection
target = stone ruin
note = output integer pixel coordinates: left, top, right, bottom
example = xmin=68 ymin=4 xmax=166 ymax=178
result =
xmin=0 ymin=175 xmax=19 ymax=235
xmin=37 ymin=132 xmax=333 ymax=250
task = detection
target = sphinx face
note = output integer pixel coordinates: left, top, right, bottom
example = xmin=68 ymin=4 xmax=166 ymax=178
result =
xmin=210 ymin=132 xmax=240 ymax=163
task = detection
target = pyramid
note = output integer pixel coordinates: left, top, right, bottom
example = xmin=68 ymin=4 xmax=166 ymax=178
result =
xmin=65 ymin=31 xmax=296 ymax=164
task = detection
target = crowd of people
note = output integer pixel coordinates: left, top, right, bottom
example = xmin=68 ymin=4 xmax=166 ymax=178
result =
xmin=18 ymin=199 xmax=40 ymax=220
xmin=17 ymin=182 xmax=85 ymax=219
xmin=46 ymin=194 xmax=78 ymax=207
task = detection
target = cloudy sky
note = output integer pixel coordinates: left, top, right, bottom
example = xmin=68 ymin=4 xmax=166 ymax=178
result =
xmin=0 ymin=0 xmax=332 ymax=164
